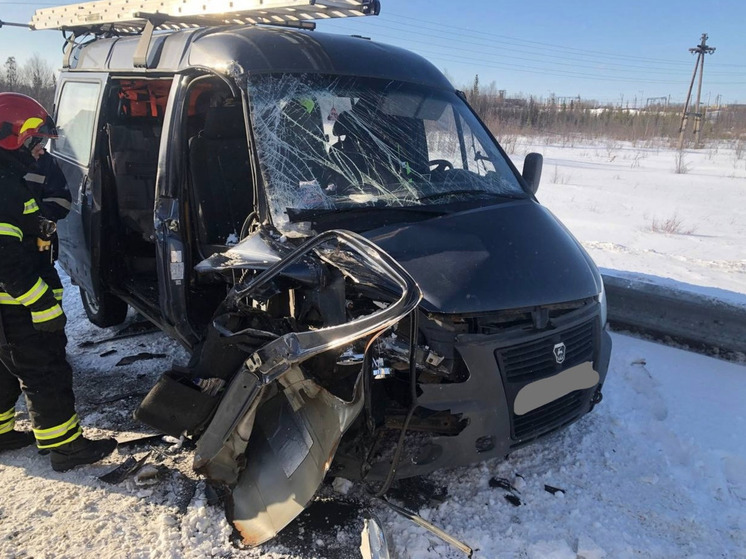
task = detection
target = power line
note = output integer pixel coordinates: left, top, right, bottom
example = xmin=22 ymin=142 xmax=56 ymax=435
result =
xmin=335 ymin=25 xmax=743 ymax=86
xmin=383 ymin=11 xmax=746 ymax=70
xmin=352 ymin=22 xmax=737 ymax=78
xmin=321 ymin=12 xmax=746 ymax=71
xmin=423 ymin=50 xmax=743 ymax=87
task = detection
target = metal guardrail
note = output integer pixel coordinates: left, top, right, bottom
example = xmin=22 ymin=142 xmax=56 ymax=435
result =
xmin=603 ymin=274 xmax=746 ymax=355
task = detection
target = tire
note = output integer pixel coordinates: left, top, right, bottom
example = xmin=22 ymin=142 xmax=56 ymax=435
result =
xmin=79 ymin=287 xmax=129 ymax=328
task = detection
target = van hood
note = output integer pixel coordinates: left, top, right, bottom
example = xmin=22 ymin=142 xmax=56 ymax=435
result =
xmin=364 ymin=201 xmax=602 ymax=314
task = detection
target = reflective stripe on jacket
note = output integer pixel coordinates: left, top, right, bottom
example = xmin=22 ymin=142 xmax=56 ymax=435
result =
xmin=0 ymin=150 xmax=63 ymax=323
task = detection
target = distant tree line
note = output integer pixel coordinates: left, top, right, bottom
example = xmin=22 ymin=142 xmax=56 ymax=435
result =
xmin=462 ymin=75 xmax=746 ymax=147
xmin=1 ymin=54 xmax=57 ymax=111
xmin=3 ymin=59 xmax=744 ymax=147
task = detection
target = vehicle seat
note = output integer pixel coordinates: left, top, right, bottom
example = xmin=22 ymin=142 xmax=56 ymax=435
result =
xmin=107 ymin=121 xmax=160 ymax=241
xmin=329 ymin=110 xmax=370 ymax=187
xmin=330 ymin=108 xmax=403 ymax=192
xmin=189 ymin=103 xmax=253 ymax=245
xmin=278 ymin=98 xmax=326 ymax=185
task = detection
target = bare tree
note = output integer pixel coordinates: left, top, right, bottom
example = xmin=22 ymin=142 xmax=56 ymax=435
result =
xmin=22 ymin=53 xmax=56 ymax=109
xmin=0 ymin=53 xmax=57 ymax=111
xmin=4 ymin=56 xmax=19 ymax=91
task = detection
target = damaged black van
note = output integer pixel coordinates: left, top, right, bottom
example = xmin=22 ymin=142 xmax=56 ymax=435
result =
xmin=39 ymin=1 xmax=611 ymax=545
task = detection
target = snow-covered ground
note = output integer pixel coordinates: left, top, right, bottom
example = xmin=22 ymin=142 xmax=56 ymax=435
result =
xmin=513 ymin=137 xmax=746 ymax=306
xmin=1 ymin=139 xmax=745 ymax=559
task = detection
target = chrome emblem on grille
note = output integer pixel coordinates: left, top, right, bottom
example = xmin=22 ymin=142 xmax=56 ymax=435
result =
xmin=553 ymin=342 xmax=566 ymax=364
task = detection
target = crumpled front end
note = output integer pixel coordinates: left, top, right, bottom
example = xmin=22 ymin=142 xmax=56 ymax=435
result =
xmin=137 ymin=226 xmax=610 ymax=547
xmin=161 ymin=229 xmax=421 ymax=546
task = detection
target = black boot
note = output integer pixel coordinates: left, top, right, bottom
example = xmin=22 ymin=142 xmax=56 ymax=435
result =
xmin=50 ymin=436 xmax=118 ymax=472
xmin=0 ymin=430 xmax=35 ymax=452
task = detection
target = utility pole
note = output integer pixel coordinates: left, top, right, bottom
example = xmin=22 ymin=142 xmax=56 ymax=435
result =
xmin=678 ymin=33 xmax=716 ymax=149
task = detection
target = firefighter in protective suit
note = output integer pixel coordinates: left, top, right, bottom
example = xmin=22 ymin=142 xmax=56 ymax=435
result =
xmin=0 ymin=92 xmax=117 ymax=471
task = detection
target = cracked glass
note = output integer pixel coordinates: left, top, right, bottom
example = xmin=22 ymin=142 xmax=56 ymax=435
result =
xmin=247 ymin=74 xmax=526 ymax=235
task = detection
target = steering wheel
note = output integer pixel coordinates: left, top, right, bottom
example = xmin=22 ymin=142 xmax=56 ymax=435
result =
xmin=428 ymin=159 xmax=454 ymax=173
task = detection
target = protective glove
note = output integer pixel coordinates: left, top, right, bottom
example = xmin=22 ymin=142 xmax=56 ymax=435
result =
xmin=37 ymin=216 xmax=57 ymax=241
xmin=33 ymin=311 xmax=67 ymax=333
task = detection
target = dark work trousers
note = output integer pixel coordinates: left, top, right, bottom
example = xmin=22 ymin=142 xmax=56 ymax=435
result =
xmin=0 ymin=304 xmax=76 ymax=435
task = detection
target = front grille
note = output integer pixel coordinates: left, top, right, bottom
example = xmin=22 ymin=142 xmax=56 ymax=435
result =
xmin=493 ymin=313 xmax=600 ymax=444
xmin=512 ymin=388 xmax=591 ymax=442
xmin=497 ymin=319 xmax=595 ymax=384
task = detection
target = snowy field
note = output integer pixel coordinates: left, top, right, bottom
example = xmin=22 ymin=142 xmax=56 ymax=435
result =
xmin=1 ymin=139 xmax=745 ymax=559
xmin=514 ymin=137 xmax=746 ymax=304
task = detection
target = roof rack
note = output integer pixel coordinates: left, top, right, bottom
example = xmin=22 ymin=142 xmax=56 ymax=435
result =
xmin=32 ymin=0 xmax=381 ymax=68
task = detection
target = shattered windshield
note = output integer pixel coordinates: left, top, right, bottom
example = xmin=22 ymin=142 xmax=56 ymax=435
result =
xmin=248 ymin=74 xmax=526 ymax=234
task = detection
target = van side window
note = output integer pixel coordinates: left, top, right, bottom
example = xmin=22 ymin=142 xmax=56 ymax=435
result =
xmin=53 ymin=81 xmax=101 ymax=163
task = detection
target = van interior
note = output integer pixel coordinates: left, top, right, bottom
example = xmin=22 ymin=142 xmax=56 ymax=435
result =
xmin=102 ymin=76 xmax=254 ymax=327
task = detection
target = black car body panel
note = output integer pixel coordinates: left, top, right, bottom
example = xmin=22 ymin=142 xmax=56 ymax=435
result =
xmin=71 ymin=26 xmax=452 ymax=90
xmin=365 ymin=201 xmax=602 ymax=314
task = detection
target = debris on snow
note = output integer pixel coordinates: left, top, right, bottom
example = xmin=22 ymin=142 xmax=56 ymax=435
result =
xmin=115 ymin=352 xmax=168 ymax=366
xmin=332 ymin=477 xmax=354 ymax=495
xmin=544 ymin=484 xmax=566 ymax=496
xmin=134 ymin=464 xmax=161 ymax=486
xmin=504 ymin=494 xmax=522 ymax=507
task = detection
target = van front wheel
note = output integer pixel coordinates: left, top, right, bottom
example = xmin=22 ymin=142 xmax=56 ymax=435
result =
xmin=80 ymin=287 xmax=128 ymax=328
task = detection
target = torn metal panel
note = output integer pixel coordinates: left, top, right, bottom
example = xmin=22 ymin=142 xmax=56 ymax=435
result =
xmin=224 ymin=230 xmax=423 ymax=382
xmin=231 ymin=365 xmax=364 ymax=546
xmin=195 ymin=227 xmax=319 ymax=286
xmin=194 ymin=230 xmax=421 ymax=545
xmin=193 ymin=367 xmax=264 ymax=483
xmin=360 ymin=516 xmax=390 ymax=559
xmin=380 ymin=498 xmax=473 ymax=558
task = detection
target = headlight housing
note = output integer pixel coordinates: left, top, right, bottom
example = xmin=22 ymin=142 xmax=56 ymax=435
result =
xmin=598 ymin=280 xmax=608 ymax=327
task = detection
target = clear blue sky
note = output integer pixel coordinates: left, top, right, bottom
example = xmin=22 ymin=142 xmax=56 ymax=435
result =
xmin=1 ymin=0 xmax=744 ymax=104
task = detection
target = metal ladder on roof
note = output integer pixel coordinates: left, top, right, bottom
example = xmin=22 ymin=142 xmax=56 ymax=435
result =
xmin=31 ymin=0 xmax=381 ymax=67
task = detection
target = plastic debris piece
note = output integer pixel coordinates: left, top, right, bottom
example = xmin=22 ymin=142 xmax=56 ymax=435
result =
xmin=116 ymin=434 xmax=165 ymax=448
xmin=489 ymin=476 xmax=520 ymax=493
xmin=504 ymin=494 xmax=521 ymax=507
xmin=134 ymin=464 xmax=161 ymax=486
xmin=99 ymin=452 xmax=151 ymax=484
xmin=544 ymin=484 xmax=566 ymax=495
xmin=115 ymin=352 xmax=167 ymax=366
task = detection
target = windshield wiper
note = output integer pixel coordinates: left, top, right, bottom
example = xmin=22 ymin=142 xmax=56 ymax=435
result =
xmin=287 ymin=205 xmax=448 ymax=225
xmin=416 ymin=189 xmax=498 ymax=203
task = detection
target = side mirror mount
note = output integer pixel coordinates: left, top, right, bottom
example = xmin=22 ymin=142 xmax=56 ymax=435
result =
xmin=522 ymin=152 xmax=543 ymax=195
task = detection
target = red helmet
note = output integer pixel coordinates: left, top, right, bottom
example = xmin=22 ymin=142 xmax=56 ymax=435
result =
xmin=0 ymin=92 xmax=58 ymax=151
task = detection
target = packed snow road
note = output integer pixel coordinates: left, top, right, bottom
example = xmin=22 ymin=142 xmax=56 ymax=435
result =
xmin=1 ymin=272 xmax=744 ymax=559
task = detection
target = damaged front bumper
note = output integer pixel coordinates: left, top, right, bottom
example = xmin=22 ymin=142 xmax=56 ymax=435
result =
xmin=339 ymin=303 xmax=612 ymax=481
xmin=137 ymin=228 xmax=611 ymax=547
